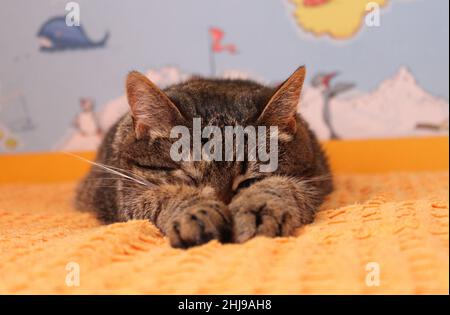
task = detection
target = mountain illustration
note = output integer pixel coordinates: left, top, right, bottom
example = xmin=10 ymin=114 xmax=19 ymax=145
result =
xmin=301 ymin=67 xmax=449 ymax=139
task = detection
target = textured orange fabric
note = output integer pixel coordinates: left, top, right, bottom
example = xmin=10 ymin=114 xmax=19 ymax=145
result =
xmin=0 ymin=172 xmax=448 ymax=294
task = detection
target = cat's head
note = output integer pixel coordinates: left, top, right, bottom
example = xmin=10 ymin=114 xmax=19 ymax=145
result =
xmin=113 ymin=66 xmax=317 ymax=204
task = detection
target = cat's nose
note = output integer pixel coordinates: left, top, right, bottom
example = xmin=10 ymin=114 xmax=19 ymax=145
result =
xmin=214 ymin=183 xmax=233 ymax=205
xmin=218 ymin=191 xmax=233 ymax=205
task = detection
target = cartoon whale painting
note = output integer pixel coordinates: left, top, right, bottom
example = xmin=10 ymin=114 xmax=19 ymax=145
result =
xmin=37 ymin=17 xmax=109 ymax=52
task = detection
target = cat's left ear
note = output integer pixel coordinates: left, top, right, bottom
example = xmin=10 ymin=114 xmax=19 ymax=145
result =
xmin=257 ymin=66 xmax=306 ymax=134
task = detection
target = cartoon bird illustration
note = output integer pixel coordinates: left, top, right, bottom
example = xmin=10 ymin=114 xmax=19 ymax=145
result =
xmin=311 ymin=72 xmax=354 ymax=139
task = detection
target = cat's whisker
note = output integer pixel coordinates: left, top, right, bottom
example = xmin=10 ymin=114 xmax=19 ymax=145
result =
xmin=81 ymin=178 xmax=149 ymax=186
xmin=89 ymin=185 xmax=140 ymax=190
xmin=62 ymin=151 xmax=152 ymax=187
xmin=99 ymin=164 xmax=149 ymax=183
xmin=86 ymin=181 xmax=147 ymax=190
xmin=81 ymin=176 xmax=142 ymax=182
xmin=299 ymin=174 xmax=332 ymax=184
xmin=83 ymin=175 xmax=162 ymax=188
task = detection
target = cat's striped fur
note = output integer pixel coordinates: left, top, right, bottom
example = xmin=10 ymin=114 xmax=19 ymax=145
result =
xmin=75 ymin=66 xmax=333 ymax=248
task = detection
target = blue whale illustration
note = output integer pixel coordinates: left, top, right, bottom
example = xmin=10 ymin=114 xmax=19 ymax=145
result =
xmin=37 ymin=17 xmax=109 ymax=52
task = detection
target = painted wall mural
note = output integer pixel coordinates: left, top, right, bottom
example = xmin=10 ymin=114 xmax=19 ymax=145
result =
xmin=37 ymin=16 xmax=109 ymax=52
xmin=0 ymin=0 xmax=448 ymax=153
xmin=288 ymin=0 xmax=388 ymax=39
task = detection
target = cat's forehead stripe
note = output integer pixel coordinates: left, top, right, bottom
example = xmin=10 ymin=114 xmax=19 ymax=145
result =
xmin=165 ymin=79 xmax=273 ymax=124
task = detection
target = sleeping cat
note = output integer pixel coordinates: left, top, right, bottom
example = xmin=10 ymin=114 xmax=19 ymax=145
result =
xmin=75 ymin=66 xmax=333 ymax=248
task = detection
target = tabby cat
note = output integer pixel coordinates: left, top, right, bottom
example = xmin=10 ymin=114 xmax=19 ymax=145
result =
xmin=75 ymin=66 xmax=333 ymax=248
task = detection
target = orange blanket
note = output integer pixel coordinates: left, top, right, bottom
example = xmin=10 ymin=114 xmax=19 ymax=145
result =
xmin=0 ymin=172 xmax=448 ymax=294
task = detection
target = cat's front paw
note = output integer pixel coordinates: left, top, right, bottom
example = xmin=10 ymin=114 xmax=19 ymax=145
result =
xmin=167 ymin=202 xmax=232 ymax=249
xmin=230 ymin=196 xmax=299 ymax=243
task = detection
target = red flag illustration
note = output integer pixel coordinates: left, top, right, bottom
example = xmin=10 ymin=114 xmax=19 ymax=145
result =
xmin=209 ymin=27 xmax=237 ymax=54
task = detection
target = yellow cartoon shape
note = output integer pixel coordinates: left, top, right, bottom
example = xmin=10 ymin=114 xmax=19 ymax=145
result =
xmin=4 ymin=137 xmax=18 ymax=150
xmin=290 ymin=0 xmax=388 ymax=39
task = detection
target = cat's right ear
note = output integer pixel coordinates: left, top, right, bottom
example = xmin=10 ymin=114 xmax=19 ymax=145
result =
xmin=126 ymin=71 xmax=183 ymax=139
xmin=257 ymin=66 xmax=306 ymax=135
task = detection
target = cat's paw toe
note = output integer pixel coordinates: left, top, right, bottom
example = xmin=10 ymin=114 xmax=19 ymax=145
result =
xmin=231 ymin=200 xmax=295 ymax=243
xmin=167 ymin=204 xmax=231 ymax=249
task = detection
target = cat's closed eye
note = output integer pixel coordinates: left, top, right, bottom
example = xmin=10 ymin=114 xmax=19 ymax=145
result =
xmin=234 ymin=177 xmax=261 ymax=192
